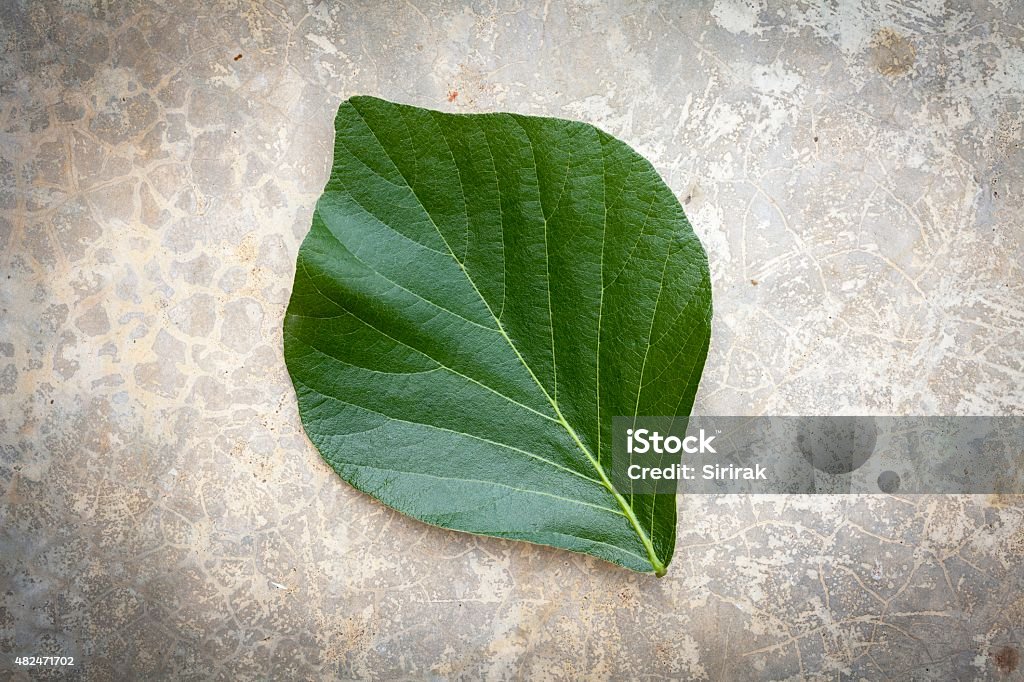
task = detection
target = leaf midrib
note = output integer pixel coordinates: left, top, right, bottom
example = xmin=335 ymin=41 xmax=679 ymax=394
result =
xmin=346 ymin=99 xmax=667 ymax=575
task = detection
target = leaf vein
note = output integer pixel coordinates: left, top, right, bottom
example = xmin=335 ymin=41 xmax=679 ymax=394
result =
xmin=295 ymin=376 xmax=607 ymax=488
xmin=337 ymin=461 xmax=624 ymax=517
xmin=286 ymin=320 xmax=560 ymax=424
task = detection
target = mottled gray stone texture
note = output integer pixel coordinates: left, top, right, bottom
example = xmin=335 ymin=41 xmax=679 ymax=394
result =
xmin=1 ymin=1 xmax=1023 ymax=679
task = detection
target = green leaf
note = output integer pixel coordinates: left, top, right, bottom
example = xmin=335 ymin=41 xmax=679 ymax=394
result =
xmin=283 ymin=96 xmax=712 ymax=575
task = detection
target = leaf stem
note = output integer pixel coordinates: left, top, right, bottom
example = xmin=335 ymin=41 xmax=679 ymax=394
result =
xmin=453 ymin=254 xmax=667 ymax=575
xmin=551 ymin=406 xmax=667 ymax=577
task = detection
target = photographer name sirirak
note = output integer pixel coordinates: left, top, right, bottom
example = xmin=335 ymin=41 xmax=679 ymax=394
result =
xmin=626 ymin=462 xmax=768 ymax=481
xmin=624 ymin=428 xmax=767 ymax=481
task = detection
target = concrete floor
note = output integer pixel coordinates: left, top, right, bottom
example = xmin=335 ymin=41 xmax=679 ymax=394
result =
xmin=2 ymin=1 xmax=1023 ymax=679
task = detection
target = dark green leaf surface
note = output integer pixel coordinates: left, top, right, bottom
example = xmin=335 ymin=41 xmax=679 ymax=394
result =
xmin=284 ymin=96 xmax=712 ymax=575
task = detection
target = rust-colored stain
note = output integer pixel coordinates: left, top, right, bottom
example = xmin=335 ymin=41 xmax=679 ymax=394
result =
xmin=988 ymin=492 xmax=1023 ymax=509
xmin=233 ymin=53 xmax=243 ymax=61
xmin=447 ymin=89 xmax=458 ymax=102
xmin=993 ymin=646 xmax=1019 ymax=674
xmin=870 ymin=28 xmax=915 ymax=76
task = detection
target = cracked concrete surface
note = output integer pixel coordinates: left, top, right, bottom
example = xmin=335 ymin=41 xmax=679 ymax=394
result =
xmin=2 ymin=1 xmax=1023 ymax=679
